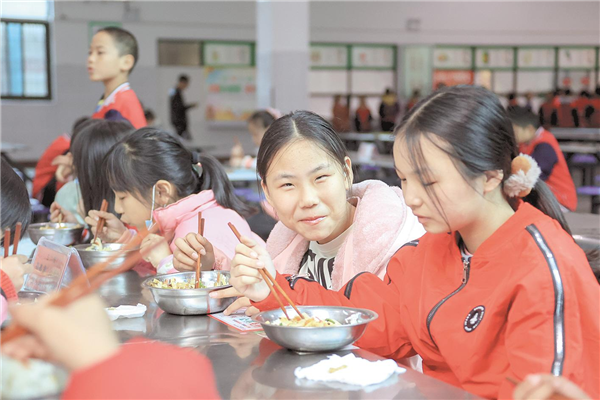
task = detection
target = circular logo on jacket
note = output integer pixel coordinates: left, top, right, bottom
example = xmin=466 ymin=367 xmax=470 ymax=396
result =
xmin=464 ymin=306 xmax=485 ymax=332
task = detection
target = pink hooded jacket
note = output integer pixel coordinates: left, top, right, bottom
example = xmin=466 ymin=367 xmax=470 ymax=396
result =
xmin=266 ymin=180 xmax=425 ymax=290
xmin=120 ymin=190 xmax=264 ymax=273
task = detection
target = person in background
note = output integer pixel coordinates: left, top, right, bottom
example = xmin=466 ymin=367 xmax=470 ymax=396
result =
xmin=354 ymin=96 xmax=373 ymax=133
xmin=170 ymin=74 xmax=198 ymax=140
xmin=379 ymin=88 xmax=400 ymax=132
xmin=556 ymin=88 xmax=576 ymax=128
xmin=229 ymin=86 xmax=599 ymax=399
xmin=571 ymin=90 xmax=593 ymax=128
xmin=514 ymin=375 xmax=591 ymax=400
xmin=32 ymin=116 xmax=89 ymax=207
xmin=405 ymin=89 xmax=421 ymax=112
xmin=1 ymin=158 xmax=32 ymax=324
xmin=50 ymin=120 xmax=135 ymax=226
xmin=509 ymin=107 xmax=577 ymax=212
xmin=591 ymin=85 xmax=600 ymax=127
xmin=144 ymin=109 xmax=159 ymax=127
xmin=2 ymin=294 xmax=220 ymax=399
xmin=524 ymin=92 xmax=535 ymax=113
xmin=538 ymin=91 xmax=558 ymax=128
xmin=230 ymin=110 xmax=278 ymax=169
xmin=331 ymin=94 xmax=351 ymax=133
xmin=506 ymin=92 xmax=520 ymax=113
xmin=88 ymin=27 xmax=146 ymax=129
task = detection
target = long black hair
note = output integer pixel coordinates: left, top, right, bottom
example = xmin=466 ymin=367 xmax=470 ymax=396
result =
xmin=257 ymin=110 xmax=352 ymax=186
xmin=394 ymin=85 xmax=570 ymax=234
xmin=103 ymin=128 xmax=254 ymax=216
xmin=248 ymin=110 xmax=276 ymax=129
xmin=1 ymin=159 xmax=31 ymax=246
xmin=70 ymin=119 xmax=134 ymax=217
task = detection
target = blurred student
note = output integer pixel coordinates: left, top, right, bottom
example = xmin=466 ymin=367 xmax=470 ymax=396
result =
xmin=88 ymin=27 xmax=146 ymax=128
xmin=354 ymin=96 xmax=373 ymax=133
xmin=509 ymin=107 xmax=577 ymax=211
xmin=230 ymin=110 xmax=278 ymax=169
xmin=332 ymin=95 xmax=351 ymax=133
xmin=379 ymin=88 xmax=400 ymax=132
xmin=406 ymin=89 xmax=421 ymax=112
xmin=170 ymin=74 xmax=198 ymax=140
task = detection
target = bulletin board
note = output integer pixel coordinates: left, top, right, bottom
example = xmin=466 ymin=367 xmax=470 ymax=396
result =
xmin=433 ymin=47 xmax=472 ymax=70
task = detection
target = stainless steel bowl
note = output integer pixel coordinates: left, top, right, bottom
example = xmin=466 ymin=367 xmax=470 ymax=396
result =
xmin=27 ymin=222 xmax=84 ymax=246
xmin=141 ymin=271 xmax=234 ymax=315
xmin=253 ymin=306 xmax=378 ymax=352
xmin=74 ymin=243 xmax=139 ymax=270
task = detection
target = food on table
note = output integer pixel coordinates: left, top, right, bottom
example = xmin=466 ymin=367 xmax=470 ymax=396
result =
xmin=39 ymin=223 xmax=80 ymax=230
xmin=266 ymin=313 xmax=342 ymax=327
xmin=148 ymin=274 xmax=228 ymax=289
xmin=85 ymin=238 xmax=112 ymax=251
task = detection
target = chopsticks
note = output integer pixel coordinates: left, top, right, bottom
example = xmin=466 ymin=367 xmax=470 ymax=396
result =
xmin=3 ymin=228 xmax=10 ymax=258
xmin=13 ymin=222 xmax=21 ymax=255
xmin=506 ymin=376 xmax=520 ymax=385
xmin=93 ymin=199 xmax=109 ymax=243
xmin=0 ymin=225 xmax=158 ymax=345
xmin=227 ymin=222 xmax=304 ymax=320
xmin=195 ymin=212 xmax=205 ymax=288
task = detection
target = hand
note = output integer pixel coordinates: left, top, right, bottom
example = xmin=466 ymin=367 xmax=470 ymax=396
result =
xmin=229 ymin=235 xmax=274 ymax=302
xmin=85 ymin=210 xmax=126 ymax=242
xmin=514 ymin=374 xmax=591 ymax=400
xmin=140 ymin=233 xmax=172 ymax=267
xmin=2 ymin=294 xmax=119 ymax=372
xmin=50 ymin=202 xmax=78 ymax=224
xmin=209 ymin=286 xmax=260 ymax=316
xmin=52 ymin=153 xmax=73 ymax=183
xmin=173 ymin=233 xmax=215 ymax=272
xmin=0 ymin=255 xmax=30 ymax=290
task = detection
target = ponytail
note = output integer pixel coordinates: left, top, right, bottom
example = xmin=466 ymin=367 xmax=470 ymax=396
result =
xmin=192 ymin=153 xmax=257 ymax=217
xmin=523 ymin=180 xmax=571 ymax=235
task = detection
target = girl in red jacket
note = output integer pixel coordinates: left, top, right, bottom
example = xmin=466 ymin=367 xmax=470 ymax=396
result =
xmin=229 ymin=86 xmax=600 ymax=399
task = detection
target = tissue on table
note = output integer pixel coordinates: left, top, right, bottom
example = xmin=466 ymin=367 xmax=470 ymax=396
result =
xmin=105 ymin=303 xmax=147 ymax=321
xmin=294 ymin=353 xmax=405 ymax=387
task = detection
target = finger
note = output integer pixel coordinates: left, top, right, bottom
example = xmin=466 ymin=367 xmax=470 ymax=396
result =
xmin=223 ymin=297 xmax=251 ymax=316
xmin=239 ymin=235 xmax=257 ymax=248
xmin=235 ymin=265 xmax=263 ymax=279
xmin=235 ymin=243 xmax=260 ymax=260
xmin=84 ymin=216 xmax=97 ymax=227
xmin=238 ymin=276 xmax=262 ymax=286
xmin=173 ymin=251 xmax=197 ymax=270
xmin=177 ymin=236 xmax=201 ymax=259
xmin=234 ymin=255 xmax=265 ymax=270
xmin=245 ymin=306 xmax=259 ymax=317
xmin=209 ymin=286 xmax=242 ymax=299
xmin=15 ymin=254 xmax=28 ymax=263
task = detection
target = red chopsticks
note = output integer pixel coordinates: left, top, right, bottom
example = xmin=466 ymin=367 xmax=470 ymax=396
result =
xmin=93 ymin=199 xmax=109 ymax=243
xmin=227 ymin=222 xmax=303 ymax=319
xmin=0 ymin=225 xmax=157 ymax=345
xmin=3 ymin=222 xmax=21 ymax=258
xmin=195 ymin=212 xmax=205 ymax=288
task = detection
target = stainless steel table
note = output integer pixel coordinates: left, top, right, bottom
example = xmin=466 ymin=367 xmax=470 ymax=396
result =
xmin=98 ymin=271 xmax=479 ymax=399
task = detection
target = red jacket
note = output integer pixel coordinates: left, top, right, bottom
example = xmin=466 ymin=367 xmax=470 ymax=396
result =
xmin=63 ymin=339 xmax=220 ymax=399
xmin=254 ymin=203 xmax=600 ymax=399
xmin=92 ymin=82 xmax=146 ymax=129
xmin=32 ymin=134 xmax=70 ymax=199
xmin=519 ymin=128 xmax=577 ymax=211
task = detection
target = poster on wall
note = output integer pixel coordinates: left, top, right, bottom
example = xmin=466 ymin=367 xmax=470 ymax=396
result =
xmin=518 ymin=48 xmax=555 ymax=69
xmin=475 ymin=48 xmax=514 ymax=69
xmin=558 ymin=48 xmax=595 ymax=69
xmin=351 ymin=46 xmax=395 ymax=69
xmin=433 ymin=47 xmax=472 ymax=69
xmin=310 ymin=45 xmax=348 ymax=68
xmin=204 ymin=67 xmax=256 ymax=122
xmin=204 ymin=42 xmax=253 ymax=67
xmin=403 ymin=46 xmax=433 ymax=98
xmin=432 ymin=70 xmax=474 ymax=89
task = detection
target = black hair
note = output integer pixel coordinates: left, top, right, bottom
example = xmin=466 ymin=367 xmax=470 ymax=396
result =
xmin=72 ymin=116 xmax=90 ymax=134
xmin=595 ymin=85 xmax=600 ymax=97
xmin=97 ymin=27 xmax=139 ymax=73
xmin=71 ymin=119 xmax=135 ymax=216
xmin=1 ymin=159 xmax=31 ymax=247
xmin=257 ymin=110 xmax=351 ymax=185
xmin=580 ymin=90 xmax=590 ymax=98
xmin=248 ymin=110 xmax=276 ymax=130
xmin=507 ymin=107 xmax=541 ymax=129
xmin=178 ymin=74 xmax=189 ymax=83
xmin=508 ymin=93 xmax=516 ymax=101
xmin=564 ymin=89 xmax=572 ymax=96
xmin=144 ymin=109 xmax=156 ymax=121
xmin=394 ymin=85 xmax=570 ymax=234
xmin=103 ymin=128 xmax=254 ymax=216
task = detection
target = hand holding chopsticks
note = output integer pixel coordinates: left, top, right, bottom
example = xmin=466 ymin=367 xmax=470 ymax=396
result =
xmin=228 ymin=223 xmax=304 ymax=319
xmin=195 ymin=212 xmax=205 ymax=288
xmin=92 ymin=199 xmax=109 ymax=243
xmin=3 ymin=222 xmax=22 ymax=258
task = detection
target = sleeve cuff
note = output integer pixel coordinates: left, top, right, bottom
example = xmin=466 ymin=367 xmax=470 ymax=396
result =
xmin=0 ymin=270 xmax=18 ymax=301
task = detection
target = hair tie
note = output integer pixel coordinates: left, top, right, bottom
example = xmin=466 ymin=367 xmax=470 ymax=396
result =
xmin=503 ymin=154 xmax=541 ymax=198
xmin=192 ymin=162 xmax=203 ymax=177
xmin=191 ymin=152 xmax=201 ymax=164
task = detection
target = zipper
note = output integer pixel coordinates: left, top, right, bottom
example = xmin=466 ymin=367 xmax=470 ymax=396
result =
xmin=426 ymin=257 xmax=471 ymax=347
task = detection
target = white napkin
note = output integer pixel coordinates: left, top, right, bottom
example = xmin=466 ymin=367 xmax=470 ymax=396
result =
xmin=105 ymin=303 xmax=147 ymax=321
xmin=294 ymin=354 xmax=405 ymax=387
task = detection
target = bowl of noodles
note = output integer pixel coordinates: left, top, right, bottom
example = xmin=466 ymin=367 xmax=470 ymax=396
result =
xmin=73 ymin=240 xmax=138 ymax=270
xmin=252 ymin=306 xmax=378 ymax=352
xmin=27 ymin=222 xmax=84 ymax=246
xmin=141 ymin=271 xmax=233 ymax=315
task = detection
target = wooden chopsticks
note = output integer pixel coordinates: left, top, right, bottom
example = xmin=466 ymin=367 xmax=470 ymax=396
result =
xmin=93 ymin=199 xmax=109 ymax=243
xmin=3 ymin=223 xmax=21 ymax=258
xmin=195 ymin=212 xmax=205 ymax=288
xmin=0 ymin=225 xmax=157 ymax=345
xmin=227 ymin=222 xmax=304 ymax=319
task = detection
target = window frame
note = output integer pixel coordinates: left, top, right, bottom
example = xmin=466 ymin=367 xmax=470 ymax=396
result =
xmin=1 ymin=18 xmax=52 ymax=101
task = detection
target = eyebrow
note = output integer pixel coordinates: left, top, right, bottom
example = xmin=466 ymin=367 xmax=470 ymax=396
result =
xmin=273 ymin=163 xmax=331 ymax=181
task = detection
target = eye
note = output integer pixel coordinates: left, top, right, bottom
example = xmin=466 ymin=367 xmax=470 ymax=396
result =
xmin=422 ymin=181 xmax=436 ymax=187
xmin=316 ymin=175 xmax=328 ymax=181
xmin=280 ymin=183 xmax=293 ymax=189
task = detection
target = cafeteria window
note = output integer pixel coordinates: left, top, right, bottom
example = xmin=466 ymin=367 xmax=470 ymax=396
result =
xmin=1 ymin=20 xmax=52 ymax=100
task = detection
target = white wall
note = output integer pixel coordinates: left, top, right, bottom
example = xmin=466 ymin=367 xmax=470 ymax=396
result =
xmin=2 ymin=1 xmax=599 ymax=161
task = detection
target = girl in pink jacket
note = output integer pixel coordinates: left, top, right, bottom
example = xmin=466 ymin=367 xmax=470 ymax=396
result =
xmin=98 ymin=128 xmax=263 ymax=274
xmin=177 ymin=111 xmax=424 ymax=314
